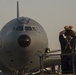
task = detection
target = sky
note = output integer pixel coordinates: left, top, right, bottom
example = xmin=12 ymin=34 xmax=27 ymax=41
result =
xmin=0 ymin=0 xmax=76 ymax=50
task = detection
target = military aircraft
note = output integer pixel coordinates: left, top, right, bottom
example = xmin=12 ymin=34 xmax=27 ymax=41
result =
xmin=0 ymin=1 xmax=61 ymax=75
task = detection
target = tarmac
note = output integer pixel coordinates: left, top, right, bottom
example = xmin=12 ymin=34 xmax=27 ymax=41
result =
xmin=40 ymin=74 xmax=74 ymax=75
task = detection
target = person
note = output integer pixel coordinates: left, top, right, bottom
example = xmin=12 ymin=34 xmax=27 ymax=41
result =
xmin=59 ymin=26 xmax=76 ymax=74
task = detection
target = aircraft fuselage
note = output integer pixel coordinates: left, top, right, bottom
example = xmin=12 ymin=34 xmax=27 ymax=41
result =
xmin=0 ymin=17 xmax=48 ymax=73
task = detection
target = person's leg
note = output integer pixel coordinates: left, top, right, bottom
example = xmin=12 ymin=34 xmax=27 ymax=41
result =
xmin=61 ymin=56 xmax=69 ymax=74
xmin=68 ymin=56 xmax=73 ymax=73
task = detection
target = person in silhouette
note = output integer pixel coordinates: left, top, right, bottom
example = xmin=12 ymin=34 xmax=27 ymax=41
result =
xmin=59 ymin=26 xmax=76 ymax=74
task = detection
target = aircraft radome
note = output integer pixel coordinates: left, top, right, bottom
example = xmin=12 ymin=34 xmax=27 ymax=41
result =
xmin=0 ymin=1 xmax=61 ymax=75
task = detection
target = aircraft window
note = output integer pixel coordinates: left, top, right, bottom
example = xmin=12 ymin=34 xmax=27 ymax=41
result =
xmin=16 ymin=26 xmax=23 ymax=31
xmin=6 ymin=27 xmax=15 ymax=35
xmin=32 ymin=27 xmax=37 ymax=32
xmin=25 ymin=27 xmax=32 ymax=31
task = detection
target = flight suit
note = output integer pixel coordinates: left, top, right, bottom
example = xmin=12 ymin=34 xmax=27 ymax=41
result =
xmin=59 ymin=35 xmax=76 ymax=74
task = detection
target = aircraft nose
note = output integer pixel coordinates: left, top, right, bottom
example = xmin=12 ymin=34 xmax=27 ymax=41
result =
xmin=18 ymin=35 xmax=31 ymax=47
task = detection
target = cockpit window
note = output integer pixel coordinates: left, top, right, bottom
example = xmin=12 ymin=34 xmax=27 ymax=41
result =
xmin=6 ymin=26 xmax=23 ymax=35
xmin=24 ymin=26 xmax=38 ymax=32
xmin=15 ymin=26 xmax=23 ymax=31
xmin=32 ymin=27 xmax=37 ymax=32
xmin=25 ymin=27 xmax=32 ymax=31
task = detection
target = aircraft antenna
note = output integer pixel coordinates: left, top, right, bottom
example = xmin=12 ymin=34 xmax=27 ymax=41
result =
xmin=17 ymin=1 xmax=19 ymax=18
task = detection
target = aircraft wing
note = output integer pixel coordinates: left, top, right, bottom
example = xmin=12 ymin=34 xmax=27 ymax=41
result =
xmin=32 ymin=52 xmax=61 ymax=72
xmin=43 ymin=53 xmax=61 ymax=68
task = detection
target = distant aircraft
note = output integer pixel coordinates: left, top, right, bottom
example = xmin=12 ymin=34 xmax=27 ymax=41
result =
xmin=0 ymin=1 xmax=61 ymax=75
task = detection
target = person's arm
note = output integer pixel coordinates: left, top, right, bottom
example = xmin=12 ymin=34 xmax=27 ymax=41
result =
xmin=59 ymin=30 xmax=65 ymax=43
xmin=59 ymin=30 xmax=65 ymax=35
xmin=69 ymin=25 xmax=73 ymax=30
xmin=64 ymin=26 xmax=69 ymax=30
xmin=68 ymin=25 xmax=76 ymax=36
xmin=73 ymin=30 xmax=76 ymax=36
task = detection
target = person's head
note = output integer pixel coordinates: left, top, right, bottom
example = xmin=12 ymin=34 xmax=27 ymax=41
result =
xmin=64 ymin=30 xmax=74 ymax=39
